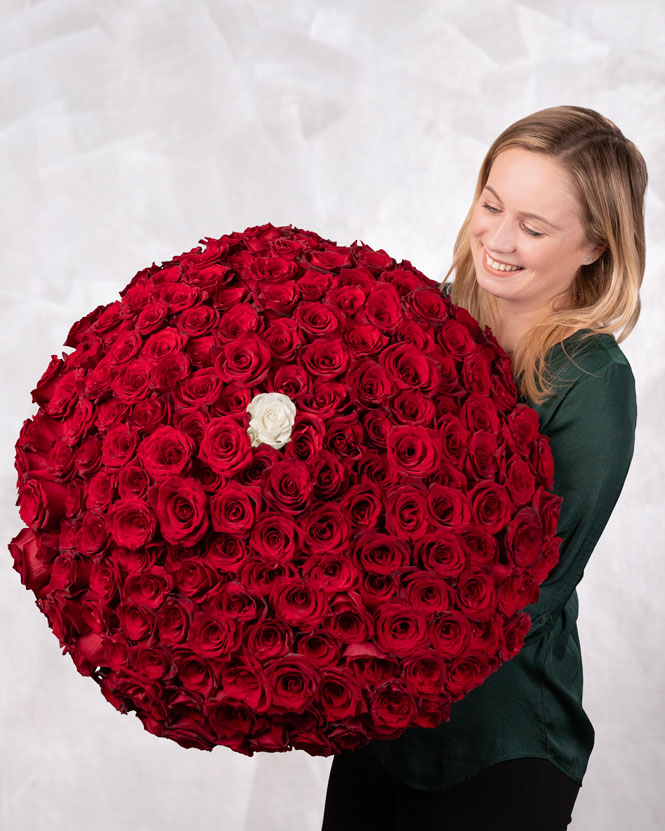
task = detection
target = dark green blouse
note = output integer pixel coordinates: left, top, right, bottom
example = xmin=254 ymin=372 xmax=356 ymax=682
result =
xmin=361 ymin=327 xmax=637 ymax=790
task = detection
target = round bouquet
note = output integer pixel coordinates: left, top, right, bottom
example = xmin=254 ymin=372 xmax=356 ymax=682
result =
xmin=9 ymin=222 xmax=562 ymax=756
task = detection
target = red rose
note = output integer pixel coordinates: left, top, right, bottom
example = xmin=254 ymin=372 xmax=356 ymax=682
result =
xmin=117 ymin=464 xmax=150 ymax=500
xmin=530 ymin=436 xmax=556 ymax=489
xmin=460 ymin=527 xmax=498 ymax=567
xmin=151 ymin=475 xmax=209 ymax=546
xmin=262 ymin=318 xmax=302 ymax=362
xmin=386 ymin=425 xmax=441 ymax=478
xmin=505 ymin=455 xmax=537 ymax=507
xmin=467 ymin=616 xmax=504 ymax=658
xmin=131 ymin=645 xmax=176 ymax=681
xmin=136 ymin=300 xmax=169 ymax=335
xmin=174 ymin=304 xmax=217 ymax=337
xmin=532 ymin=487 xmax=562 ymax=536
xmin=462 ymin=352 xmax=492 ymax=395
xmin=323 ymin=414 xmax=364 ymax=459
xmin=468 ymin=480 xmax=513 ymax=533
xmin=294 ymin=300 xmax=344 ymax=337
xmin=215 ymin=333 xmax=271 ymax=385
xmin=318 ymin=669 xmax=365 ymax=720
xmin=172 ymin=648 xmax=217 ymax=696
xmin=264 ymin=655 xmax=319 ymax=712
xmin=389 ymin=389 xmax=436 ymax=426
xmin=456 ymin=568 xmax=497 ymax=621
xmin=156 ymin=596 xmax=196 ymax=645
xmin=106 ymin=498 xmax=157 ymax=549
xmin=283 ymin=413 xmax=326 ymax=463
xmin=446 ymin=655 xmax=495 ymax=697
xmin=402 ymin=284 xmax=448 ymax=322
xmin=88 ymin=555 xmax=120 ymax=601
xmin=364 ymin=282 xmax=403 ymax=332
xmin=403 ymin=652 xmax=448 ymax=695
xmin=303 ymin=554 xmax=360 ymax=593
xmin=347 ymin=359 xmax=393 ymax=408
xmin=504 ymin=404 xmax=541 ymax=456
xmin=361 ymin=409 xmax=391 ymax=449
xmin=384 ymin=485 xmax=429 ymax=539
xmin=370 ymin=681 xmax=417 ymax=734
xmin=342 ymin=319 xmax=388 ymax=358
xmin=116 ymin=601 xmax=156 ymax=641
xmin=174 ymin=560 xmax=224 ymax=603
xmin=173 ymin=367 xmax=223 ymax=408
xmin=296 ymin=630 xmax=342 ymax=667
xmin=208 ymin=482 xmax=260 ymax=534
xmin=339 ymin=479 xmax=382 ymax=528
xmin=402 ymin=570 xmax=453 ymax=614
xmin=500 ymin=613 xmax=532 ymax=661
xmin=505 ymin=507 xmax=544 ymax=567
xmin=73 ymin=510 xmax=108 ymax=555
xmin=246 ymin=619 xmax=293 ymax=660
xmin=18 ymin=478 xmax=69 ymax=531
xmin=198 ymin=416 xmax=252 ymax=476
xmin=301 ymin=503 xmax=352 ymax=556
xmin=300 ymin=337 xmax=350 ymax=380
xmin=460 ymin=393 xmax=500 ymax=433
xmin=270 ymin=577 xmax=328 ymax=628
xmin=249 ymin=512 xmax=300 ymax=563
xmin=188 ymin=611 xmax=239 ymax=658
xmin=86 ymin=470 xmax=115 ymax=511
xmin=375 ymin=603 xmax=430 ymax=657
xmin=110 ymin=359 xmax=152 ymax=403
xmin=496 ymin=571 xmax=540 ymax=616
xmin=353 ymin=530 xmax=409 ymax=574
xmin=429 ymin=611 xmax=472 ymax=658
xmin=122 ymin=567 xmax=173 ymax=609
xmin=327 ymin=594 xmax=374 ymax=644
xmin=49 ymin=552 xmax=90 ymax=592
xmin=150 ymin=353 xmax=191 ymax=392
xmin=416 ymin=531 xmax=466 ymax=578
xmin=527 ymin=535 xmax=561 ymax=583
xmin=381 ymin=341 xmax=438 ymax=394
xmin=263 ymin=459 xmax=313 ymax=514
xmin=426 ymin=484 xmax=472 ymax=530
xmin=437 ymin=320 xmax=478 ymax=359
xmin=131 ymin=395 xmax=171 ymax=434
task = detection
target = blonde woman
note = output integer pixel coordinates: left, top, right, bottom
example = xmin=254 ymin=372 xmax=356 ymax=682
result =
xmin=322 ymin=105 xmax=647 ymax=831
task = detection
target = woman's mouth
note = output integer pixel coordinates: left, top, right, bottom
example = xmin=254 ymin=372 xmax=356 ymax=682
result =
xmin=482 ymin=247 xmax=525 ymax=276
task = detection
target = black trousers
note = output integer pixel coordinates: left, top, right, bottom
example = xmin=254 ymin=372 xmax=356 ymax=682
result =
xmin=321 ymin=747 xmax=580 ymax=831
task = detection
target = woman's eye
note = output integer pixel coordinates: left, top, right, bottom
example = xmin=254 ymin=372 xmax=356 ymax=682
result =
xmin=481 ymin=203 xmax=544 ymax=238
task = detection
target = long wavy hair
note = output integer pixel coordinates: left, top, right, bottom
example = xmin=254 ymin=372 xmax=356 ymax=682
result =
xmin=441 ymin=105 xmax=648 ymax=403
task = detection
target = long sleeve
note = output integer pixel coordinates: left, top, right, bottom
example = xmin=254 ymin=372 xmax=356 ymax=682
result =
xmin=523 ymin=358 xmax=637 ymax=642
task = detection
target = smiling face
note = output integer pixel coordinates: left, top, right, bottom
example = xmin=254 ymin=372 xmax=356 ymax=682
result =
xmin=470 ymin=146 xmax=600 ymax=319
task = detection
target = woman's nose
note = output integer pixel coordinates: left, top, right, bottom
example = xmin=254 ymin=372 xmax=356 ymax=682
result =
xmin=485 ymin=219 xmax=517 ymax=253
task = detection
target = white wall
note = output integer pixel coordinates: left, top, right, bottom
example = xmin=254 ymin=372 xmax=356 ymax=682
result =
xmin=1 ymin=1 xmax=663 ymax=829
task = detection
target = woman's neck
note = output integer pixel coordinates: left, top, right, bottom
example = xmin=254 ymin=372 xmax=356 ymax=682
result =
xmin=492 ymin=300 xmax=579 ymax=355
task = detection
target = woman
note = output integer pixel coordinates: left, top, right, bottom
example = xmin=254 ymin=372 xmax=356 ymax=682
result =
xmin=321 ymin=105 xmax=648 ymax=831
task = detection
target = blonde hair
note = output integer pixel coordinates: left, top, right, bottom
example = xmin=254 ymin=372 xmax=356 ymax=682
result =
xmin=442 ymin=105 xmax=648 ymax=403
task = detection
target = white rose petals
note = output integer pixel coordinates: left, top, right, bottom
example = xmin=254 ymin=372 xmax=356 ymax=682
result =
xmin=246 ymin=392 xmax=297 ymax=449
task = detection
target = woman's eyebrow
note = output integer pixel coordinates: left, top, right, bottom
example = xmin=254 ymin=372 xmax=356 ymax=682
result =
xmin=482 ymin=185 xmax=560 ymax=230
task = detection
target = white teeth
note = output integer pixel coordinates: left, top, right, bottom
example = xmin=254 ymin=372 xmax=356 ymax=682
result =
xmin=485 ymin=250 xmax=523 ymax=272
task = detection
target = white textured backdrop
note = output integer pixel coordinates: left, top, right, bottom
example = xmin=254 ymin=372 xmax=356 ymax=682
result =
xmin=1 ymin=1 xmax=664 ymax=829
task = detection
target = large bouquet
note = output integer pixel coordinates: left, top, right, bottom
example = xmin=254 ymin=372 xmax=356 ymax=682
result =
xmin=10 ymin=223 xmax=562 ymax=755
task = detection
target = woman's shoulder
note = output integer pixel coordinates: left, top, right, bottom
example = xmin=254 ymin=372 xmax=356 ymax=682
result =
xmin=546 ymin=329 xmax=633 ymax=383
xmin=534 ymin=330 xmax=636 ymax=425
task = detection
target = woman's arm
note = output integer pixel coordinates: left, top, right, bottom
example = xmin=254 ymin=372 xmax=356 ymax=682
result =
xmin=523 ymin=360 xmax=637 ymax=641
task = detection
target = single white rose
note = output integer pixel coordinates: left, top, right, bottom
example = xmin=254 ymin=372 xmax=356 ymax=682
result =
xmin=246 ymin=392 xmax=297 ymax=449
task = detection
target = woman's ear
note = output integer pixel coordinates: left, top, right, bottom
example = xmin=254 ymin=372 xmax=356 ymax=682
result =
xmin=585 ymin=242 xmax=608 ymax=265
